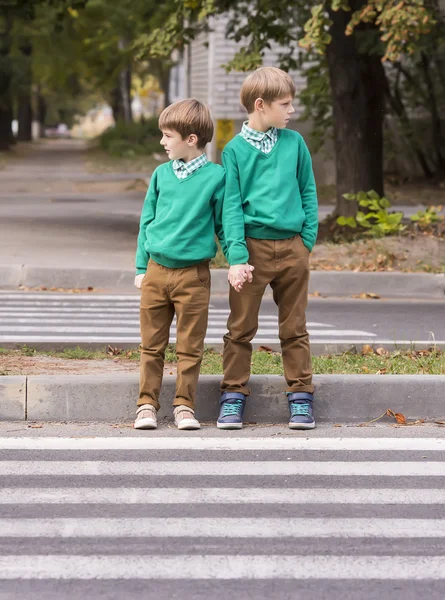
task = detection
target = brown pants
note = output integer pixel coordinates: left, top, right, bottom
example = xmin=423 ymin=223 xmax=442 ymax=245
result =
xmin=138 ymin=260 xmax=211 ymax=411
xmin=222 ymin=235 xmax=314 ymax=396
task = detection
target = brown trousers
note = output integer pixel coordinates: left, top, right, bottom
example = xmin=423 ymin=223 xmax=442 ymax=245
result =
xmin=222 ymin=235 xmax=314 ymax=396
xmin=138 ymin=260 xmax=210 ymax=411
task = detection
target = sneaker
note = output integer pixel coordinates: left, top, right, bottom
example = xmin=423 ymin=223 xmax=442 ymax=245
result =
xmin=217 ymin=392 xmax=246 ymax=430
xmin=134 ymin=404 xmax=157 ymax=429
xmin=173 ymin=405 xmax=201 ymax=430
xmin=288 ymin=392 xmax=315 ymax=430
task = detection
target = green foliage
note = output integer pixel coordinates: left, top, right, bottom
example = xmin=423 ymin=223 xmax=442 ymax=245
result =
xmin=337 ymin=190 xmax=405 ymax=237
xmin=98 ymin=118 xmax=161 ymax=157
xmin=297 ymin=57 xmax=332 ymax=153
xmin=410 ymin=205 xmax=444 ymax=230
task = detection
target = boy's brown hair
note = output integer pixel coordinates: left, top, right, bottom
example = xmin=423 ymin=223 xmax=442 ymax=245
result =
xmin=158 ymin=99 xmax=214 ymax=149
xmin=240 ymin=67 xmax=296 ymax=114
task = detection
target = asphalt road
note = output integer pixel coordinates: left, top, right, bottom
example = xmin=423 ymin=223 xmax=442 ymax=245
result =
xmin=0 ymin=428 xmax=444 ymax=599
xmin=0 ymin=291 xmax=443 ymax=352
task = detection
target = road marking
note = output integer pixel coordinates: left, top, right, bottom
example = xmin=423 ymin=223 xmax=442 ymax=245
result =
xmin=0 ymin=461 xmax=443 ymax=476
xmin=1 ymin=437 xmax=444 ymax=451
xmin=1 ymin=488 xmax=444 ymax=504
xmin=1 ymin=555 xmax=444 ymax=580
xmin=1 ymin=518 xmax=445 ymax=538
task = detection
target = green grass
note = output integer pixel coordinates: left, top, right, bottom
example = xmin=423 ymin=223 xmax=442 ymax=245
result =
xmin=1 ymin=346 xmax=444 ymax=375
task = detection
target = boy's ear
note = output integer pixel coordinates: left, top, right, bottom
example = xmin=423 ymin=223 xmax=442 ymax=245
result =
xmin=254 ymin=97 xmax=265 ymax=112
xmin=187 ymin=133 xmax=199 ymax=146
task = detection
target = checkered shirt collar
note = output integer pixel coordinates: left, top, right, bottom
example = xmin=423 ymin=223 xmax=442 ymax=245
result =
xmin=172 ymin=153 xmax=208 ymax=179
xmin=240 ymin=121 xmax=278 ymax=145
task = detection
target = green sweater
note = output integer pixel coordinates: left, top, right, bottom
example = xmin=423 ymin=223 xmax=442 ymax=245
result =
xmin=222 ymin=128 xmax=318 ymax=253
xmin=136 ymin=161 xmax=233 ymax=272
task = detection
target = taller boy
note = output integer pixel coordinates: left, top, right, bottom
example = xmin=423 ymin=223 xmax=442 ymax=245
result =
xmin=218 ymin=67 xmax=319 ymax=430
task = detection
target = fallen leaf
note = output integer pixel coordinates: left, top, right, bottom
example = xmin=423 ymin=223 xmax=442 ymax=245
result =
xmin=257 ymin=345 xmax=274 ymax=353
xmin=333 ymin=424 xmax=342 ymax=427
xmin=376 ymin=368 xmax=387 ymax=375
xmin=376 ymin=347 xmax=389 ymax=356
xmin=435 ymin=421 xmax=445 ymax=425
xmin=386 ymin=409 xmax=407 ymax=424
xmin=362 ymin=344 xmax=374 ymax=355
xmin=27 ymin=424 xmax=43 ymax=429
xmin=352 ymin=292 xmax=381 ymax=299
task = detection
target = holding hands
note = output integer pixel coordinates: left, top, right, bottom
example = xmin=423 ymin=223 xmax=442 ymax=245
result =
xmin=228 ymin=263 xmax=254 ymax=292
xmin=134 ymin=274 xmax=145 ymax=289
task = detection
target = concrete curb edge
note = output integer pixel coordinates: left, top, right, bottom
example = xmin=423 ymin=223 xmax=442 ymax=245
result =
xmin=1 ymin=374 xmax=444 ymax=423
xmin=0 ymin=264 xmax=443 ymax=297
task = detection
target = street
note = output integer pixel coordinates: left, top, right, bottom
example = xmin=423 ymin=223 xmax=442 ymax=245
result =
xmin=0 ymin=291 xmax=443 ymax=352
xmin=0 ymin=426 xmax=444 ymax=598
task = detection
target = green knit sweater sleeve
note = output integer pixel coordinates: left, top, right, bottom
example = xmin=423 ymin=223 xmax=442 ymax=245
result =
xmin=135 ymin=168 xmax=158 ymax=274
xmin=221 ymin=149 xmax=249 ymax=265
xmin=297 ymin=137 xmax=318 ymax=252
xmin=212 ymin=170 xmax=229 ymax=260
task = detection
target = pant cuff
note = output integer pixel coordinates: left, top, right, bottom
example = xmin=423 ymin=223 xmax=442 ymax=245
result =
xmin=220 ymin=385 xmax=251 ymax=396
xmin=137 ymin=396 xmax=160 ymax=411
xmin=285 ymin=385 xmax=315 ymax=395
xmin=173 ymin=397 xmax=195 ymax=410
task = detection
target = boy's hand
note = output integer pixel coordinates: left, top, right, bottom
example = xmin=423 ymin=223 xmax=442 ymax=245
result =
xmin=134 ymin=274 xmax=145 ymax=289
xmin=228 ymin=264 xmax=254 ymax=292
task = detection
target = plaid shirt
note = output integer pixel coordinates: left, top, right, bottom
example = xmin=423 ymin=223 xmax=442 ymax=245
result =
xmin=240 ymin=121 xmax=278 ymax=154
xmin=172 ymin=153 xmax=208 ymax=180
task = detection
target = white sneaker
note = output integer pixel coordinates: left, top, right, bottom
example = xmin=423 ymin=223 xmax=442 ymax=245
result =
xmin=134 ymin=404 xmax=157 ymax=429
xmin=173 ymin=405 xmax=201 ymax=430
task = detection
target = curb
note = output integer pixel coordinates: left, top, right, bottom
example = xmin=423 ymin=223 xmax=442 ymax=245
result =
xmin=1 ymin=264 xmax=444 ymax=297
xmin=1 ymin=374 xmax=444 ymax=423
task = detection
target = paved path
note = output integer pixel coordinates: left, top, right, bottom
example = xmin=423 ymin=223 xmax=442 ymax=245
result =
xmin=0 ymin=292 xmax=443 ymax=352
xmin=0 ymin=434 xmax=444 ymax=598
xmin=2 ymin=140 xmax=442 ymax=273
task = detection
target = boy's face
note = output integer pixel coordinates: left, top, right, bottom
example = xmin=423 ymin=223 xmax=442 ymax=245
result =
xmin=261 ymin=94 xmax=296 ymax=129
xmin=160 ymin=128 xmax=195 ymax=161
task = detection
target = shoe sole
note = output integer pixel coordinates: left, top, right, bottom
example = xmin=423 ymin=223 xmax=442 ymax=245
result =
xmin=217 ymin=422 xmax=243 ymax=430
xmin=176 ymin=420 xmax=201 ymax=430
xmin=134 ymin=419 xmax=157 ymax=430
xmin=288 ymin=422 xmax=316 ymax=430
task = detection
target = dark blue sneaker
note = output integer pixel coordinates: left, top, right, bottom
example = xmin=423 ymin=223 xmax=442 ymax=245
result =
xmin=287 ymin=392 xmax=315 ymax=430
xmin=217 ymin=392 xmax=246 ymax=429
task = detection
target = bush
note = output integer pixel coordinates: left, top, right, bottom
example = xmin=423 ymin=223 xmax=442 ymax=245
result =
xmin=337 ymin=190 xmax=405 ymax=238
xmin=98 ymin=118 xmax=161 ymax=157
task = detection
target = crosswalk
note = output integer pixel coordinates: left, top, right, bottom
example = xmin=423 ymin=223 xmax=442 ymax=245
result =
xmin=0 ymin=436 xmax=444 ymax=597
xmin=0 ymin=292 xmax=379 ymax=347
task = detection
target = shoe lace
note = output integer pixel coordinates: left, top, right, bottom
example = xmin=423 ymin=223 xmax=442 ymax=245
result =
xmin=290 ymin=402 xmax=310 ymax=417
xmin=222 ymin=399 xmax=243 ymax=417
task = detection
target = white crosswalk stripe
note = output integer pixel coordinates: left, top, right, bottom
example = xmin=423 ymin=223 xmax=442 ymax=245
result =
xmin=1 ymin=435 xmax=445 ymax=594
xmin=0 ymin=292 xmax=381 ymax=346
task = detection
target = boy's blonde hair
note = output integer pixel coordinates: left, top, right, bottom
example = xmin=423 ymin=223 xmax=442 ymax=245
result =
xmin=240 ymin=67 xmax=296 ymax=114
xmin=158 ymin=99 xmax=213 ymax=149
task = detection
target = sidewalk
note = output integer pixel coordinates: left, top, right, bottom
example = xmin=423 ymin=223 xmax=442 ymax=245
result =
xmin=1 ymin=140 xmax=443 ymax=296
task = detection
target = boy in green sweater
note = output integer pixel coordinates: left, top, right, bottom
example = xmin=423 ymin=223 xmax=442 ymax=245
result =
xmin=218 ymin=67 xmax=318 ymax=431
xmin=134 ymin=99 xmax=251 ymax=431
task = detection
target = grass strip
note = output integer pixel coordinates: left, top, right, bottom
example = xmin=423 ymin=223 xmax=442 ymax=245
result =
xmin=1 ymin=345 xmax=444 ymax=375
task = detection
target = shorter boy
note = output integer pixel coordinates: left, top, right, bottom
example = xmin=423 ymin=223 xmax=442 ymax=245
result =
xmin=134 ymin=99 xmax=251 ymax=430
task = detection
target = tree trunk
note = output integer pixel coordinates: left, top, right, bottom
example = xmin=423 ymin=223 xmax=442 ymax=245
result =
xmin=0 ymin=103 xmax=13 ymax=150
xmin=37 ymin=89 xmax=46 ymax=137
xmin=118 ymin=39 xmax=132 ymax=123
xmin=326 ymin=3 xmax=386 ymax=217
xmin=0 ymin=13 xmax=13 ymax=150
xmin=158 ymin=62 xmax=171 ymax=108
xmin=119 ymin=65 xmax=132 ymax=123
xmin=17 ymin=43 xmax=33 ymax=142
xmin=110 ymin=85 xmax=124 ymax=123
xmin=17 ymin=95 xmax=32 ymax=141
